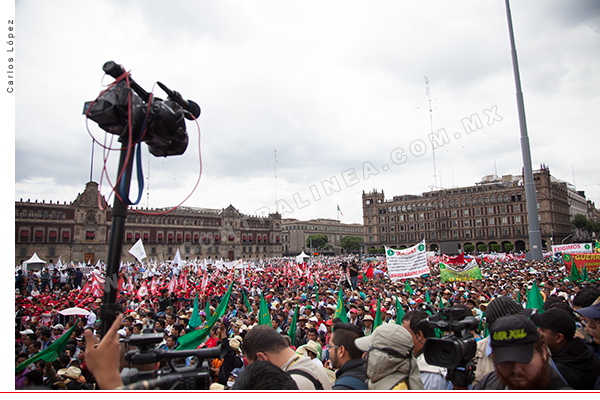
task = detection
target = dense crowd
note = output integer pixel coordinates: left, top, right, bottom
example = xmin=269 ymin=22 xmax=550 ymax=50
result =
xmin=14 ymin=253 xmax=600 ymax=391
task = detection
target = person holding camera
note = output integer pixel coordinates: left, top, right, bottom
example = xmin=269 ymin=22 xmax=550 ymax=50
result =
xmin=402 ymin=310 xmax=449 ymax=390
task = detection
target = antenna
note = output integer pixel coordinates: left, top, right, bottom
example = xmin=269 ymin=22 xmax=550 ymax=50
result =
xmin=146 ymin=159 xmax=150 ymax=208
xmin=425 ymin=75 xmax=437 ymax=190
xmin=274 ymin=149 xmax=278 ymax=213
xmin=572 ymin=164 xmax=576 ymax=189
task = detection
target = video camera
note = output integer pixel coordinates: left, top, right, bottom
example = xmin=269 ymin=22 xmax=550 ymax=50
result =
xmin=118 ymin=327 xmax=226 ymax=390
xmin=423 ymin=307 xmax=479 ymax=389
xmin=83 ymin=61 xmax=200 ymax=157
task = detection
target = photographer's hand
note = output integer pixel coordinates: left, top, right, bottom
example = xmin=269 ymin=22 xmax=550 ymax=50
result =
xmin=84 ymin=313 xmax=124 ymax=390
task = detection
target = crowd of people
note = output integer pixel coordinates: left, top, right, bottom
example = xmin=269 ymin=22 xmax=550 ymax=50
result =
xmin=14 ymin=252 xmax=600 ymax=391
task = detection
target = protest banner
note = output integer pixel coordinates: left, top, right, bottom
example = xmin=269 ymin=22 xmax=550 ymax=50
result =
xmin=440 ymin=259 xmax=483 ymax=283
xmin=385 ymin=240 xmax=429 ymax=281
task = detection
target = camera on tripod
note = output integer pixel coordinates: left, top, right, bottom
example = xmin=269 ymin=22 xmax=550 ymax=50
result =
xmin=422 ymin=306 xmax=479 ymax=388
xmin=119 ymin=328 xmax=226 ymax=390
xmin=83 ymin=61 xmax=200 ymax=157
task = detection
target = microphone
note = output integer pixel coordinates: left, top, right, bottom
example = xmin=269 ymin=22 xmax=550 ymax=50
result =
xmin=157 ymin=81 xmax=201 ymax=120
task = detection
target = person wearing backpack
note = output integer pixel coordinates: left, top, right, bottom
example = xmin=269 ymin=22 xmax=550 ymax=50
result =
xmin=354 ymin=322 xmax=424 ymax=390
xmin=328 ymin=322 xmax=368 ymax=390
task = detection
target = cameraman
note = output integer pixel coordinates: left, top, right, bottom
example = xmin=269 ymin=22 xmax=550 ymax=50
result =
xmin=403 ymin=310 xmax=449 ymax=390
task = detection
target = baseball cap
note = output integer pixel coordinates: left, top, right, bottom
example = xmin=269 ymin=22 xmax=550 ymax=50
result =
xmin=575 ymin=296 xmax=600 ymax=320
xmin=20 ymin=329 xmax=34 ymax=335
xmin=490 ymin=314 xmax=539 ymax=365
xmin=354 ymin=323 xmax=413 ymax=358
xmin=530 ymin=308 xmax=576 ymax=339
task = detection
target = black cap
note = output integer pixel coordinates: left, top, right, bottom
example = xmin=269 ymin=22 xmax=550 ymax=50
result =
xmin=530 ymin=308 xmax=576 ymax=339
xmin=486 ymin=296 xmax=524 ymax=328
xmin=490 ymin=314 xmax=539 ymax=365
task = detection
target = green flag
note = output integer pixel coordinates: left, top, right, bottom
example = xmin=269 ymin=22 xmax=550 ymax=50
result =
xmin=374 ymin=296 xmax=383 ymax=328
xmin=425 ymin=289 xmax=431 ymax=304
xmin=189 ymin=294 xmax=202 ymax=329
xmin=395 ymin=296 xmax=405 ymax=325
xmin=177 ymin=283 xmax=234 ymax=350
xmin=333 ymin=288 xmax=348 ymax=323
xmin=526 ymin=282 xmax=545 ymax=314
xmin=362 ymin=271 xmax=367 ymax=284
xmin=569 ymin=262 xmax=582 ymax=283
xmin=243 ymin=290 xmax=252 ymax=312
xmin=314 ymin=275 xmax=319 ymax=306
xmin=405 ymin=280 xmax=414 ymax=295
xmin=258 ymin=292 xmax=272 ymax=327
xmin=288 ymin=303 xmax=299 ymax=347
xmin=205 ymin=297 xmax=212 ymax=319
xmin=582 ymin=266 xmax=589 ymax=282
xmin=16 ymin=324 xmax=76 ymax=373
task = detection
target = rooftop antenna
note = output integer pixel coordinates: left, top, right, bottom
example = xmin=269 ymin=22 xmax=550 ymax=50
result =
xmin=146 ymin=159 xmax=150 ymax=208
xmin=425 ymin=75 xmax=437 ymax=190
xmin=274 ymin=149 xmax=278 ymax=213
xmin=494 ymin=159 xmax=498 ymax=177
xmin=572 ymin=164 xmax=576 ymax=189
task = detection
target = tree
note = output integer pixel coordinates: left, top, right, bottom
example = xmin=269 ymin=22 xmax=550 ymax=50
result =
xmin=504 ymin=243 xmax=514 ymax=252
xmin=463 ymin=244 xmax=475 ymax=253
xmin=306 ymin=234 xmax=328 ymax=251
xmin=572 ymin=214 xmax=592 ymax=240
xmin=341 ymin=236 xmax=363 ymax=252
xmin=477 ymin=244 xmax=488 ymax=253
xmin=490 ymin=243 xmax=501 ymax=252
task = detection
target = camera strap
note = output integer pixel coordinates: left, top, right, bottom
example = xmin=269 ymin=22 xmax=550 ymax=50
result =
xmin=119 ymin=140 xmax=145 ymax=206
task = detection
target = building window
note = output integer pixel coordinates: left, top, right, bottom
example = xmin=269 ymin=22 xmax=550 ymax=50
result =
xmin=489 ymin=218 xmax=495 ymax=225
xmin=463 ymin=209 xmax=469 ymax=216
xmin=515 ymin=215 xmax=521 ymax=223
xmin=488 ymin=206 xmax=494 ymax=214
xmin=501 ymin=217 xmax=508 ymax=224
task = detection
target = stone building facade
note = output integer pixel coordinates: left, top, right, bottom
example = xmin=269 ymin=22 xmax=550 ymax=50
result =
xmin=281 ymin=218 xmax=364 ymax=256
xmin=15 ymin=181 xmax=283 ymax=266
xmin=362 ymin=167 xmax=575 ymax=254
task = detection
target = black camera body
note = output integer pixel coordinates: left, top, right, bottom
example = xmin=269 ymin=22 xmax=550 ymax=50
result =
xmin=423 ymin=307 xmax=480 ymax=388
xmin=83 ymin=61 xmax=198 ymax=157
xmin=119 ymin=329 xmax=224 ymax=390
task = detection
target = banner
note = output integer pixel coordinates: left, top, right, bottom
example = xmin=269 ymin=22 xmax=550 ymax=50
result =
xmin=439 ymin=259 xmax=483 ymax=283
xmin=563 ymin=253 xmax=600 ymax=273
xmin=385 ymin=241 xmax=429 ymax=281
xmin=552 ymin=243 xmax=593 ymax=255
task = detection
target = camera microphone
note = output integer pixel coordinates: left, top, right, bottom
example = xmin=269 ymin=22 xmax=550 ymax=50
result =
xmin=157 ymin=81 xmax=201 ymax=120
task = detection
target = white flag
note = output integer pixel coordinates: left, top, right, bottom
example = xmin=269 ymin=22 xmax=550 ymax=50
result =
xmin=173 ymin=249 xmax=183 ymax=267
xmin=128 ymin=238 xmax=148 ymax=264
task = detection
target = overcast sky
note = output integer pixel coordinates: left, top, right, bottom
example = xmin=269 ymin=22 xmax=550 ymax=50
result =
xmin=10 ymin=0 xmax=600 ymax=225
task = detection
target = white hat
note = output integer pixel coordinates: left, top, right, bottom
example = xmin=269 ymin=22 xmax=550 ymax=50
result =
xmin=20 ymin=329 xmax=34 ymax=335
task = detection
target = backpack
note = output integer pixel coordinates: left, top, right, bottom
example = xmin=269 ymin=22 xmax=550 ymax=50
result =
xmin=334 ymin=375 xmax=368 ymax=390
xmin=287 ymin=369 xmax=324 ymax=390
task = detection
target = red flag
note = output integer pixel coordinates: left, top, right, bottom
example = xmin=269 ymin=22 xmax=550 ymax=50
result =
xmin=137 ymin=281 xmax=149 ymax=302
xmin=167 ymin=276 xmax=177 ymax=294
xmin=365 ymin=265 xmax=374 ymax=279
xmin=150 ymin=277 xmax=158 ymax=296
xmin=447 ymin=253 xmax=465 ymax=265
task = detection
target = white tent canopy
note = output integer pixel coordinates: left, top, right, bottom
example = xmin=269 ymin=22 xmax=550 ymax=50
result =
xmin=296 ymin=251 xmax=310 ymax=264
xmin=22 ymin=253 xmax=47 ymax=271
